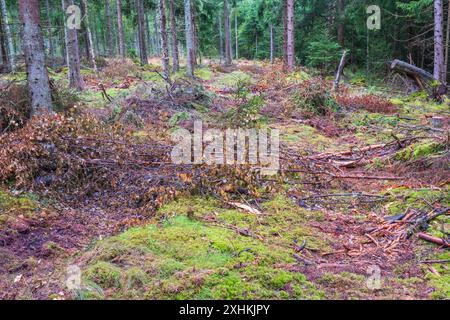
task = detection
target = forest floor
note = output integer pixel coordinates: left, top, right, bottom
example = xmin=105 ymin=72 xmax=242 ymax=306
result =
xmin=0 ymin=58 xmax=449 ymax=300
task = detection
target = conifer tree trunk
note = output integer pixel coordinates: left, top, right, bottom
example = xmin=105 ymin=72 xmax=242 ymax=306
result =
xmin=191 ymin=3 xmax=198 ymax=65
xmin=154 ymin=13 xmax=161 ymax=55
xmin=337 ymin=0 xmax=345 ymax=47
xmin=444 ymin=0 xmax=450 ymax=81
xmin=223 ymin=0 xmax=232 ymax=66
xmin=218 ymin=15 xmax=223 ymax=60
xmin=135 ymin=0 xmax=148 ymax=65
xmin=45 ymin=0 xmax=54 ymax=59
xmin=159 ymin=0 xmax=170 ymax=80
xmin=18 ymin=0 xmax=52 ymax=114
xmin=282 ymin=1 xmax=287 ymax=69
xmin=169 ymin=0 xmax=179 ymax=72
xmin=0 ymin=0 xmax=14 ymax=71
xmin=117 ymin=0 xmax=126 ymax=59
xmin=0 ymin=11 xmax=8 ymax=66
xmin=434 ymin=0 xmax=445 ymax=82
xmin=145 ymin=14 xmax=152 ymax=54
xmin=285 ymin=0 xmax=295 ymax=71
xmin=270 ymin=23 xmax=274 ymax=64
xmin=235 ymin=9 xmax=238 ymax=60
xmin=81 ymin=0 xmax=97 ymax=71
xmin=62 ymin=0 xmax=84 ymax=90
xmin=184 ymin=0 xmax=194 ymax=77
xmin=105 ymin=0 xmax=114 ymax=56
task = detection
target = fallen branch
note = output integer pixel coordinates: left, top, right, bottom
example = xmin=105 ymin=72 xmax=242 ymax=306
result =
xmin=417 ymin=233 xmax=450 ymax=248
xmin=332 ymin=174 xmax=405 ymax=181
xmin=419 ymin=259 xmax=450 ymax=264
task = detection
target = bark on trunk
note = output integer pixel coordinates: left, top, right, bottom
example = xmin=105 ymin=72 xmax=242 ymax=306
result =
xmin=135 ymin=0 xmax=148 ymax=65
xmin=154 ymin=13 xmax=161 ymax=56
xmin=184 ymin=0 xmax=194 ymax=77
xmin=434 ymin=0 xmax=445 ymax=82
xmin=159 ymin=0 xmax=170 ymax=80
xmin=18 ymin=0 xmax=52 ymax=114
xmin=0 ymin=0 xmax=14 ymax=71
xmin=105 ymin=0 xmax=114 ymax=56
xmin=191 ymin=3 xmax=198 ymax=65
xmin=333 ymin=50 xmax=347 ymax=91
xmin=147 ymin=14 xmax=154 ymax=55
xmin=286 ymin=0 xmax=295 ymax=71
xmin=81 ymin=0 xmax=97 ymax=71
xmin=80 ymin=3 xmax=90 ymax=61
xmin=0 ymin=11 xmax=8 ymax=66
xmin=234 ymin=9 xmax=238 ymax=60
xmin=337 ymin=0 xmax=345 ymax=48
xmin=169 ymin=0 xmax=179 ymax=72
xmin=255 ymin=34 xmax=258 ymax=60
xmin=45 ymin=0 xmax=54 ymax=58
xmin=445 ymin=0 xmax=450 ymax=81
xmin=218 ymin=15 xmax=224 ymax=60
xmin=223 ymin=0 xmax=232 ymax=66
xmin=62 ymin=0 xmax=84 ymax=90
xmin=270 ymin=24 xmax=274 ymax=64
xmin=390 ymin=59 xmax=435 ymax=82
xmin=116 ymin=0 xmax=126 ymax=59
xmin=145 ymin=14 xmax=151 ymax=54
xmin=282 ymin=1 xmax=288 ymax=69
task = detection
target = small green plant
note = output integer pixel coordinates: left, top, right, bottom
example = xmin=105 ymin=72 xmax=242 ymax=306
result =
xmin=223 ymin=79 xmax=266 ymax=128
xmin=168 ymin=111 xmax=191 ymax=127
xmin=52 ymin=82 xmax=81 ymax=112
xmin=291 ymin=78 xmax=339 ymax=116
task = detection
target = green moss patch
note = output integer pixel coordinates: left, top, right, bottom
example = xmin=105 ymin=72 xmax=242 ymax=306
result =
xmin=0 ymin=190 xmax=39 ymax=228
xmin=426 ymin=252 xmax=450 ymax=299
xmin=281 ymin=124 xmax=336 ymax=152
xmin=394 ymin=142 xmax=446 ymax=162
xmin=212 ymin=71 xmax=252 ymax=89
xmin=78 ymin=196 xmax=326 ymax=300
xmin=383 ymin=187 xmax=450 ymax=216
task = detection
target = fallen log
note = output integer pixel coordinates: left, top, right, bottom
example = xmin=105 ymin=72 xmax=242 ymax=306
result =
xmin=390 ymin=59 xmax=447 ymax=98
xmin=417 ymin=232 xmax=450 ymax=248
xmin=390 ymin=59 xmax=434 ymax=83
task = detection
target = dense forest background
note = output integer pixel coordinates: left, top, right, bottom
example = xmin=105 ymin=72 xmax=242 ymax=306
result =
xmin=0 ymin=0 xmax=443 ymax=82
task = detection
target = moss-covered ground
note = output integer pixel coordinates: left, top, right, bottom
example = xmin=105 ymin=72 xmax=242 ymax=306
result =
xmin=1 ymin=59 xmax=448 ymax=300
